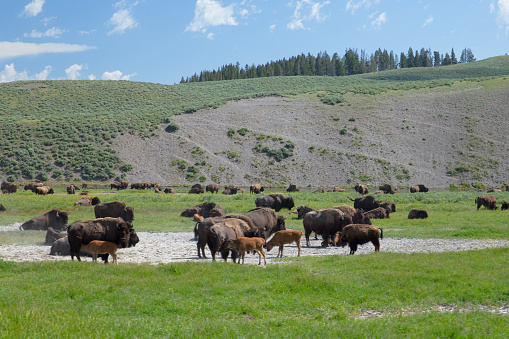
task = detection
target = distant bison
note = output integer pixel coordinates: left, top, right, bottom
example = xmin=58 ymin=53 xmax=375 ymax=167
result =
xmin=475 ymin=195 xmax=497 ymax=210
xmin=1 ymin=181 xmax=17 ymax=194
xmin=35 ymin=186 xmax=54 ymax=195
xmin=181 ymin=202 xmax=226 ymax=218
xmin=222 ymin=185 xmax=238 ymax=195
xmin=250 ymin=184 xmax=264 ymax=194
xmin=286 ymin=183 xmax=300 ymax=192
xmin=74 ymin=196 xmax=101 ymax=206
xmin=255 ymin=193 xmax=295 ymax=212
xmin=354 ymin=184 xmax=369 ymax=195
xmin=94 ymin=201 xmax=134 ymax=223
xmin=338 ymin=224 xmax=383 ymax=255
xmin=363 ymin=207 xmax=390 ymax=219
xmin=164 ymin=187 xmax=175 ymax=194
xmin=408 ymin=208 xmax=429 ymax=219
xmin=206 ymin=183 xmax=219 ymax=194
xmin=378 ymin=184 xmax=395 ymax=194
xmin=410 ymin=184 xmax=429 ymax=193
xmin=501 ymin=202 xmax=509 ymax=211
xmin=20 ymin=209 xmax=69 ymax=231
xmin=24 ymin=181 xmax=43 ymax=193
xmin=348 ymin=195 xmax=380 ymax=212
xmin=188 ymin=183 xmax=204 ymax=194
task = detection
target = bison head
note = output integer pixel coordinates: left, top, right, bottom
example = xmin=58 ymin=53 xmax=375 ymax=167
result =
xmin=284 ymin=197 xmax=295 ymax=210
xmin=122 ymin=206 xmax=135 ymax=222
xmin=91 ymin=197 xmax=101 ymax=205
xmin=128 ymin=228 xmax=140 ymax=247
xmin=116 ymin=222 xmax=132 ymax=248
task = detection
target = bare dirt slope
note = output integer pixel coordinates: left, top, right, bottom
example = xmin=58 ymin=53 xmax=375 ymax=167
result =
xmin=113 ymin=80 xmax=509 ymax=188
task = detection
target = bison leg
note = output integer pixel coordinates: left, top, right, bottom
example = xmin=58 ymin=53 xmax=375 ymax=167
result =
xmin=373 ymin=239 xmax=380 ymax=252
xmin=278 ymin=245 xmax=284 ymax=258
xmin=305 ymin=230 xmax=312 ymax=247
xmin=258 ymin=249 xmax=266 ymax=265
xmin=348 ymin=243 xmax=357 ymax=255
xmin=296 ymin=241 xmax=301 ymax=257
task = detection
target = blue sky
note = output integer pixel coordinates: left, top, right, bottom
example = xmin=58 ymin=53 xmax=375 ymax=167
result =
xmin=1 ymin=0 xmax=509 ymax=85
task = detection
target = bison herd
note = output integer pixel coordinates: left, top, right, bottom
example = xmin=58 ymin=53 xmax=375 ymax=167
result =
xmin=5 ymin=179 xmax=509 ymax=264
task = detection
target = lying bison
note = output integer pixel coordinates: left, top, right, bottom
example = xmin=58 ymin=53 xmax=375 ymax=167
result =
xmin=67 ymin=217 xmax=138 ymax=262
xmin=348 ymin=195 xmax=380 ymax=212
xmin=181 ymin=201 xmax=225 ymax=218
xmin=222 ymin=185 xmax=238 ymax=195
xmin=303 ymin=208 xmax=351 ymax=247
xmin=188 ymin=183 xmax=204 ymax=194
xmin=19 ymin=209 xmax=69 ymax=231
xmin=35 ymin=186 xmax=54 ymax=195
xmin=363 ymin=207 xmax=390 ymax=219
xmin=378 ymin=184 xmax=395 ymax=194
xmin=475 ymin=195 xmax=497 ymax=210
xmin=408 ymin=208 xmax=428 ymax=219
xmin=74 ymin=196 xmax=101 ymax=206
xmin=410 ymin=184 xmax=429 ymax=193
xmin=1 ymin=181 xmax=17 ymax=194
xmin=94 ymin=201 xmax=134 ymax=223
xmin=45 ymin=227 xmax=66 ymax=245
xmin=354 ymin=184 xmax=369 ymax=195
xmin=255 ymin=193 xmax=295 ymax=212
xmin=286 ymin=183 xmax=300 ymax=192
xmin=338 ymin=224 xmax=383 ymax=255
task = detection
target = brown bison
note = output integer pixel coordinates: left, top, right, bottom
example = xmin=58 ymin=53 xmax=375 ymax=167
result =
xmin=338 ymin=224 xmax=383 ymax=255
xmin=379 ymin=184 xmax=395 ymax=194
xmin=286 ymin=183 xmax=300 ymax=192
xmin=188 ymin=183 xmax=204 ymax=194
xmin=222 ymin=185 xmax=238 ymax=195
xmin=410 ymin=184 xmax=429 ymax=193
xmin=20 ymin=209 xmax=69 ymax=231
xmin=234 ymin=207 xmax=287 ymax=240
xmin=45 ymin=227 xmax=66 ymax=245
xmin=66 ymin=184 xmax=77 ymax=194
xmin=475 ymin=195 xmax=497 ymax=210
xmin=363 ymin=207 xmax=390 ymax=219
xmin=0 ymin=203 xmax=6 ymax=212
xmin=74 ymin=196 xmax=101 ymax=206
xmin=348 ymin=195 xmax=380 ymax=212
xmin=164 ymin=187 xmax=175 ymax=194
xmin=223 ymin=237 xmax=266 ymax=265
xmin=408 ymin=209 xmax=429 ymax=219
xmin=35 ymin=186 xmax=54 ymax=195
xmin=110 ymin=182 xmax=123 ymax=190
xmin=195 ymin=216 xmax=227 ymax=258
xmin=354 ymin=184 xmax=369 ymax=195
xmin=296 ymin=205 xmax=315 ymax=219
xmin=250 ymin=184 xmax=264 ymax=194
xmin=94 ymin=201 xmax=134 ymax=223
xmin=331 ymin=187 xmax=345 ymax=192
xmin=255 ymin=193 xmax=295 ymax=212
xmin=206 ymin=183 xmax=219 ymax=194
xmin=265 ymin=230 xmax=303 ymax=258
xmin=380 ymin=202 xmax=396 ymax=213
xmin=131 ymin=182 xmax=145 ymax=190
xmin=24 ymin=181 xmax=43 ymax=193
xmin=1 ymin=181 xmax=17 ymax=194
xmin=303 ymin=208 xmax=351 ymax=247
xmin=66 ymin=217 xmax=138 ymax=262
xmin=501 ymin=202 xmax=509 ymax=211
xmin=180 ymin=202 xmax=226 ymax=218
xmin=206 ymin=224 xmax=239 ymax=262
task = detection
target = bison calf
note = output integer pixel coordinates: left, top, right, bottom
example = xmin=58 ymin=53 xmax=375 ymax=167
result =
xmin=80 ymin=240 xmax=119 ymax=265
xmin=265 ymin=230 xmax=303 ymax=258
xmin=339 ymin=224 xmax=383 ymax=255
xmin=223 ymin=237 xmax=266 ymax=265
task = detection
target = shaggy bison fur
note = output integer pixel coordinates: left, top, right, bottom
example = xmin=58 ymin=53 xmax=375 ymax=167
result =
xmin=408 ymin=208 xmax=429 ymax=219
xmin=475 ymin=195 xmax=498 ymax=210
xmin=339 ymin=224 xmax=383 ymax=255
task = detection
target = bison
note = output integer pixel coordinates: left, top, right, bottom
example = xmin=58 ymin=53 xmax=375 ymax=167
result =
xmin=67 ymin=217 xmax=138 ymax=262
xmin=94 ymin=201 xmax=134 ymax=223
xmin=110 ymin=182 xmax=123 ymax=190
xmin=1 ymin=181 xmax=17 ymax=194
xmin=0 ymin=204 xmax=6 ymax=212
xmin=180 ymin=202 xmax=225 ymax=218
xmin=363 ymin=207 xmax=390 ymax=219
xmin=354 ymin=184 xmax=369 ymax=195
xmin=195 ymin=216 xmax=228 ymax=258
xmin=223 ymin=237 xmax=266 ymax=265
xmin=250 ymin=184 xmax=264 ymax=194
xmin=20 ymin=209 xmax=69 ymax=231
xmin=35 ymin=186 xmax=54 ymax=195
xmin=222 ymin=185 xmax=238 ymax=195
xmin=234 ymin=207 xmax=286 ymax=240
xmin=475 ymin=195 xmax=497 ymax=210
xmin=80 ymin=240 xmax=119 ymax=265
xmin=379 ymin=184 xmax=395 ymax=194
xmin=296 ymin=205 xmax=315 ymax=219
xmin=410 ymin=184 xmax=429 ymax=193
xmin=408 ymin=208 xmax=429 ymax=219
xmin=206 ymin=183 xmax=219 ymax=194
xmin=286 ymin=183 xmax=300 ymax=192
xmin=303 ymin=208 xmax=351 ymax=247
xmin=255 ymin=193 xmax=295 ymax=212
xmin=206 ymin=224 xmax=238 ymax=262
xmin=24 ymin=181 xmax=43 ymax=193
xmin=66 ymin=184 xmax=77 ymax=195
xmin=348 ymin=195 xmax=380 ymax=212
xmin=74 ymin=196 xmax=101 ymax=206
xmin=131 ymin=182 xmax=145 ymax=190
xmin=164 ymin=187 xmax=175 ymax=194
xmin=188 ymin=183 xmax=204 ymax=194
xmin=501 ymin=202 xmax=509 ymax=211
xmin=338 ymin=224 xmax=383 ymax=255
xmin=45 ymin=227 xmax=66 ymax=245
xmin=265 ymin=230 xmax=303 ymax=258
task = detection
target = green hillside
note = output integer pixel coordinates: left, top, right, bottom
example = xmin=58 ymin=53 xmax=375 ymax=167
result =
xmin=1 ymin=56 xmax=509 ymax=183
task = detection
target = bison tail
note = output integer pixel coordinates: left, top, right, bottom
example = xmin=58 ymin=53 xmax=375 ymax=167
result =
xmin=347 ymin=196 xmax=354 ymax=202
xmin=379 ymin=228 xmax=383 ymax=240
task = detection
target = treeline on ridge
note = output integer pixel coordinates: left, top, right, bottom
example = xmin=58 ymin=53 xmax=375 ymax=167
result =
xmin=181 ymin=47 xmax=476 ymax=83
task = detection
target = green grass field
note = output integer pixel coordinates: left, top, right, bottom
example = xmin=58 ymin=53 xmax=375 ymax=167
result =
xmin=1 ymin=190 xmax=508 ymax=337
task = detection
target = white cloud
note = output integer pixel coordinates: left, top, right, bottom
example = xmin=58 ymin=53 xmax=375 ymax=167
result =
xmin=269 ymin=24 xmax=276 ymax=32
xmin=24 ymin=27 xmax=67 ymax=38
xmin=88 ymin=74 xmax=96 ymax=80
xmin=20 ymin=0 xmax=45 ymax=18
xmin=65 ymin=64 xmax=83 ymax=80
xmin=371 ymin=11 xmax=387 ymax=29
xmin=35 ymin=65 xmax=52 ymax=80
xmin=0 ymin=64 xmax=29 ymax=83
xmin=497 ymin=0 xmax=509 ymax=24
xmin=41 ymin=16 xmax=56 ymax=26
xmin=102 ymin=70 xmax=136 ymax=80
xmin=422 ymin=15 xmax=433 ymax=28
xmin=287 ymin=0 xmax=330 ymax=30
xmin=0 ymin=41 xmax=96 ymax=59
xmin=108 ymin=8 xmax=138 ymax=35
xmin=207 ymin=32 xmax=214 ymax=40
xmin=346 ymin=0 xmax=380 ymax=14
xmin=185 ymin=0 xmax=238 ymax=32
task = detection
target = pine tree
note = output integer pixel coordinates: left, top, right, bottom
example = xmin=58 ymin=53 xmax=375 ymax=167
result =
xmin=433 ymin=51 xmax=441 ymax=67
xmin=451 ymin=48 xmax=458 ymax=64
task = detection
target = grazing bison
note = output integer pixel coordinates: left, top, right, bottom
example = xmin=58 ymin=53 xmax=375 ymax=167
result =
xmin=206 ymin=224 xmax=238 ymax=262
xmin=348 ymin=195 xmax=380 ymax=212
xmin=1 ymin=181 xmax=17 ymax=194
xmin=222 ymin=185 xmax=238 ymax=195
xmin=131 ymin=182 xmax=145 ymax=190
xmin=410 ymin=184 xmax=429 ymax=193
xmin=265 ymin=230 xmax=303 ymax=258
xmin=35 ymin=186 xmax=54 ymax=195
xmin=180 ymin=202 xmax=226 ymax=218
xmin=20 ymin=209 xmax=69 ymax=231
xmin=339 ymin=224 xmax=383 ymax=255
xmin=475 ymin=195 xmax=498 ymax=210
xmin=379 ymin=184 xmax=395 ymax=194
xmin=24 ymin=181 xmax=43 ymax=193
xmin=223 ymin=237 xmax=266 ymax=265
xmin=0 ymin=204 xmax=5 ymax=212
xmin=255 ymin=193 xmax=295 ymax=212
xmin=74 ymin=196 xmax=101 ymax=206
xmin=45 ymin=227 xmax=66 ymax=245
xmin=188 ymin=183 xmax=204 ymax=194
xmin=250 ymin=184 xmax=264 ymax=194
xmin=237 ymin=207 xmax=286 ymax=240
xmin=501 ymin=202 xmax=509 ymax=211
xmin=206 ymin=183 xmax=219 ymax=194
xmin=286 ymin=183 xmax=300 ymax=192
xmin=303 ymin=208 xmax=351 ymax=247
xmin=408 ymin=208 xmax=429 ymax=219
xmin=94 ymin=201 xmax=134 ymax=223
xmin=66 ymin=217 xmax=137 ymax=262
xmin=164 ymin=187 xmax=175 ymax=194
xmin=363 ymin=207 xmax=390 ymax=219
xmin=354 ymin=184 xmax=369 ymax=195
xmin=110 ymin=182 xmax=123 ymax=190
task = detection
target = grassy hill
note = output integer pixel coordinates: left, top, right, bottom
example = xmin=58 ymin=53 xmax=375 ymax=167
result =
xmin=1 ymin=56 xmax=509 ymax=187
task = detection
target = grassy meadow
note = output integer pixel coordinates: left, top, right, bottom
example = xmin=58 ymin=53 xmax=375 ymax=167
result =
xmin=1 ymin=189 xmax=509 ymax=337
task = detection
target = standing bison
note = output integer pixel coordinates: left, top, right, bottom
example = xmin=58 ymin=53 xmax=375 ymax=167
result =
xmin=501 ymin=202 xmax=509 ymax=211
xmin=255 ymin=193 xmax=295 ymax=212
xmin=66 ymin=217 xmax=138 ymax=262
xmin=237 ymin=207 xmax=286 ymax=240
xmin=408 ymin=209 xmax=428 ymax=219
xmin=94 ymin=201 xmax=134 ymax=223
xmin=250 ymin=184 xmax=264 ymax=194
xmin=206 ymin=224 xmax=238 ymax=262
xmin=348 ymin=195 xmax=380 ymax=212
xmin=206 ymin=183 xmax=219 ymax=194
xmin=475 ymin=195 xmax=497 ymax=210
xmin=19 ymin=209 xmax=69 ymax=231
xmin=303 ymin=208 xmax=351 ymax=247
xmin=338 ymin=224 xmax=383 ymax=255
xmin=1 ymin=181 xmax=17 ymax=194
